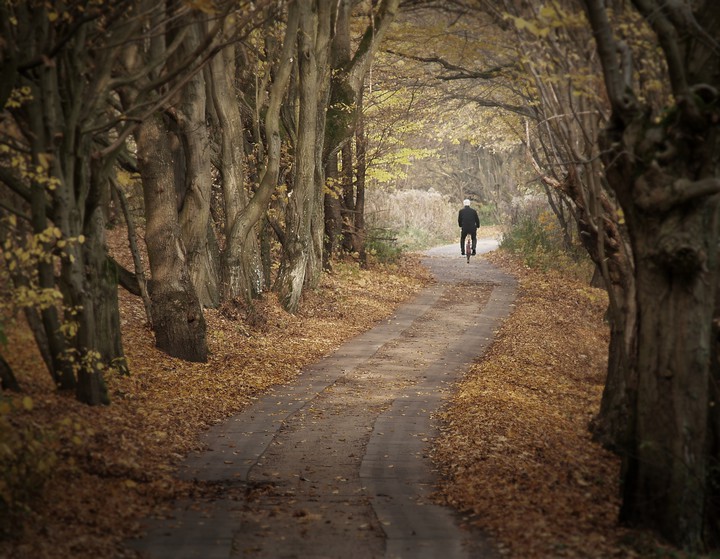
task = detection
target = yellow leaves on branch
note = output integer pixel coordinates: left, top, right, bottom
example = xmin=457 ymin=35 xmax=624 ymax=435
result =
xmin=0 ymin=143 xmax=60 ymax=191
xmin=506 ymin=3 xmax=586 ymax=39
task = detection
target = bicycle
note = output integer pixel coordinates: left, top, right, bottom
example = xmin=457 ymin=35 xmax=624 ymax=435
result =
xmin=465 ymin=236 xmax=472 ymax=263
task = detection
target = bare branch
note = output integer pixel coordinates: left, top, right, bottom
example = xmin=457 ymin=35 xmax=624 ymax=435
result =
xmin=581 ymin=0 xmax=638 ymax=119
xmin=631 ymin=0 xmax=688 ymax=97
xmin=385 ymin=49 xmax=511 ymax=81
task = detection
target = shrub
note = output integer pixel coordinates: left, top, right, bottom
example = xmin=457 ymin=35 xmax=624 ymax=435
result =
xmin=365 ymin=227 xmax=403 ymax=263
xmin=500 ymin=210 xmax=593 ymax=281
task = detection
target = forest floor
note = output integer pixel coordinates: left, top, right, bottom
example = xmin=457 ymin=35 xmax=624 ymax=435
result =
xmin=1 ymin=227 xmax=686 ymax=558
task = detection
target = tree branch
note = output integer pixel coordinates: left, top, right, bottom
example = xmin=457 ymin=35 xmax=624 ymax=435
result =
xmin=631 ymin=0 xmax=688 ymax=97
xmin=385 ymin=49 xmax=511 ymax=81
xmin=581 ymin=0 xmax=638 ymax=119
xmin=446 ymin=92 xmax=536 ymax=118
xmin=634 ymin=163 xmax=720 ymax=212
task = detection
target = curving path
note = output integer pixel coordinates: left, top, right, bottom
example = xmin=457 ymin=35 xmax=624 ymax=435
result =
xmin=129 ymin=240 xmax=516 ymax=559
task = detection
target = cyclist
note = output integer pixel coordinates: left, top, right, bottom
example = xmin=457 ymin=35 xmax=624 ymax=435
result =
xmin=458 ymin=199 xmax=480 ymax=256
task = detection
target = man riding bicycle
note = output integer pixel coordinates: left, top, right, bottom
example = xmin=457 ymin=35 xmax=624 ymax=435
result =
xmin=458 ymin=199 xmax=480 ymax=256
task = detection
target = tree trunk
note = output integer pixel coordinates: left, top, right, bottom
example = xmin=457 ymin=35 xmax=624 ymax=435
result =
xmin=304 ymin=0 xmax=335 ymax=292
xmin=708 ymin=275 xmax=720 ymax=549
xmin=324 ymin=150 xmax=342 ymax=262
xmin=319 ymin=0 xmax=400 ymax=272
xmin=114 ymin=181 xmax=153 ymax=326
xmin=136 ymin=113 xmax=208 ymax=362
xmin=30 ymin=151 xmax=75 ymax=391
xmin=619 ymin=181 xmax=718 ymax=548
xmin=582 ymin=0 xmax=720 ymax=547
xmin=341 ymin=142 xmax=355 ymax=253
xmin=206 ymin=38 xmax=261 ymax=303
xmin=0 ymin=354 xmax=20 ymax=392
xmin=177 ymin=20 xmax=219 ymax=309
xmin=275 ymin=1 xmax=321 ymax=313
xmin=355 ymin=95 xmax=368 ymax=267
xmin=218 ymin=7 xmax=297 ymax=304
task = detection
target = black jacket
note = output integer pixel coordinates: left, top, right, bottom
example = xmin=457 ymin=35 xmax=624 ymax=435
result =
xmin=458 ymin=206 xmax=480 ymax=232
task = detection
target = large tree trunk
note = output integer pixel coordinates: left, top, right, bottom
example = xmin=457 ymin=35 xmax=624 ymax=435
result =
xmin=708 ymin=276 xmax=720 ymax=549
xmin=617 ymin=148 xmax=719 ymax=547
xmin=136 ymin=113 xmax=208 ymax=362
xmin=206 ymin=38 xmax=261 ymax=303
xmin=305 ymin=0 xmax=335 ymax=291
xmin=29 ymin=144 xmax=75 ymax=391
xmin=215 ymin=9 xmax=297 ymax=304
xmin=275 ymin=1 xmax=322 ymax=313
xmin=177 ymin=20 xmax=219 ymax=309
xmin=583 ymin=0 xmax=720 ymax=548
xmin=25 ymin=55 xmax=115 ymax=404
xmin=341 ymin=142 xmax=355 ymax=253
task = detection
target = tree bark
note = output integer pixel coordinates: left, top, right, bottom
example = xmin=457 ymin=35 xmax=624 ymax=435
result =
xmin=305 ymin=0 xmax=335 ymax=291
xmin=583 ymin=0 xmax=720 ymax=547
xmin=177 ymin=19 xmax=220 ymax=309
xmin=136 ymin=113 xmax=208 ymax=362
xmin=114 ymin=180 xmax=153 ymax=326
xmin=206 ymin=37 xmax=260 ymax=303
xmin=354 ymin=93 xmax=368 ymax=267
xmin=217 ymin=7 xmax=297 ymax=304
xmin=275 ymin=0 xmax=322 ymax=313
xmin=324 ymin=150 xmax=342 ymax=262
xmin=0 ymin=354 xmax=20 ymax=392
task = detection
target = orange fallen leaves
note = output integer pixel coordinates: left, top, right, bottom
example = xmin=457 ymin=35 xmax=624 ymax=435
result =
xmin=0 ymin=229 xmax=431 ymax=559
xmin=432 ymin=251 xmax=683 ymax=558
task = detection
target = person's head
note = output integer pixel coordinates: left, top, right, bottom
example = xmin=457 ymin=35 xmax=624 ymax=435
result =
xmin=463 ymin=199 xmax=470 ymax=206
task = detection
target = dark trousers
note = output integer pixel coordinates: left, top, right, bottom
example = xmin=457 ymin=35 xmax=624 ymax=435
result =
xmin=460 ymin=230 xmax=477 ymax=254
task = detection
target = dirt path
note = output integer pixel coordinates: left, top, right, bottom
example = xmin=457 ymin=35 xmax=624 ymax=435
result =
xmin=128 ymin=242 xmax=516 ymax=559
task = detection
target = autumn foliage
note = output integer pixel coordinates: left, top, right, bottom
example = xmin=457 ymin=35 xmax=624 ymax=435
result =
xmin=0 ymin=226 xmax=430 ymax=558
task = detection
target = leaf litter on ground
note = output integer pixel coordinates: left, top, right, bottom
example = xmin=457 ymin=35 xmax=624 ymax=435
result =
xmin=0 ymin=234 xmax=686 ymax=558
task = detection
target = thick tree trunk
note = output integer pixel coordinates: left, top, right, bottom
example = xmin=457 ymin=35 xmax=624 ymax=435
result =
xmin=620 ymin=201 xmax=718 ymax=548
xmin=582 ymin=0 xmax=720 ymax=547
xmin=136 ymin=113 xmax=208 ymax=362
xmin=73 ymin=202 xmax=122 ymax=404
xmin=304 ymin=0 xmax=334 ymax=292
xmin=604 ymin=106 xmax=720 ymax=550
xmin=708 ymin=276 xmax=720 ymax=549
xmin=177 ymin=21 xmax=219 ymax=309
xmin=275 ymin=1 xmax=321 ymax=313
xmin=114 ymin=181 xmax=153 ymax=326
xmin=30 ymin=162 xmax=75 ymax=391
xmin=206 ymin=39 xmax=262 ymax=303
xmin=217 ymin=8 xmax=297 ymax=304
xmin=0 ymin=354 xmax=20 ymax=392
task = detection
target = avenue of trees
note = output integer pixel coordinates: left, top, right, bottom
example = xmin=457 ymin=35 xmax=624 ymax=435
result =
xmin=1 ymin=0 xmax=719 ymax=552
